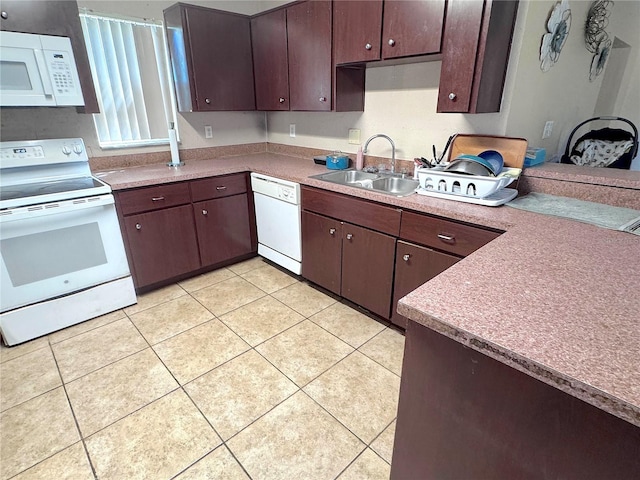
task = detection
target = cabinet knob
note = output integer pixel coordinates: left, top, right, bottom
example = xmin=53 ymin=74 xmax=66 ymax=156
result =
xmin=202 ymin=209 xmax=208 ymax=215
xmin=448 ymin=92 xmax=457 ymax=101
xmin=319 ymin=96 xmax=327 ymax=102
xmin=279 ymin=97 xmax=285 ymax=103
xmin=346 ymin=233 xmax=353 ymax=240
xmin=388 ymin=38 xmax=395 ymax=46
xmin=135 ymin=223 xmax=142 ymax=230
xmin=1 ymin=11 xmax=8 ymax=19
xmin=205 ymin=98 xmax=211 ymax=104
xmin=329 ymin=228 xmax=336 ymax=235
xmin=403 ymin=254 xmax=411 ymax=262
xmin=365 ymin=43 xmax=372 ymax=50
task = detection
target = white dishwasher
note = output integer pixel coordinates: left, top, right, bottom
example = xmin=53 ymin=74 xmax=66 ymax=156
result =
xmin=250 ymin=173 xmax=302 ymax=274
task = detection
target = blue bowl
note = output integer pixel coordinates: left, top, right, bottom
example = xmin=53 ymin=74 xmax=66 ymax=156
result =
xmin=478 ymin=150 xmax=504 ymax=175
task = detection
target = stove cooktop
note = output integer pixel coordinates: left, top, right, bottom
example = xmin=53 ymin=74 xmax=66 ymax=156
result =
xmin=0 ymin=176 xmax=112 ymax=210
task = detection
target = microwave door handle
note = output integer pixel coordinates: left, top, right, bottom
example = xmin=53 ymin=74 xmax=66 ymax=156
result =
xmin=33 ymin=49 xmax=54 ymax=97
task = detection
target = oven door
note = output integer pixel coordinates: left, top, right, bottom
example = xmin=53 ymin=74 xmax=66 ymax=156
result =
xmin=0 ymin=195 xmax=131 ymax=312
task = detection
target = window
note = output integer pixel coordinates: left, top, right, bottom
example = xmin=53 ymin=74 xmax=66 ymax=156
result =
xmin=80 ymin=11 xmax=178 ymax=149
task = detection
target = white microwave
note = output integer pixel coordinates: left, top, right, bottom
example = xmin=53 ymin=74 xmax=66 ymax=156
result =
xmin=0 ymin=31 xmax=85 ymax=107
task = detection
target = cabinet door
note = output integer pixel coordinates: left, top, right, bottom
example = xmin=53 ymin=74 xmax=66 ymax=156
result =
xmin=194 ymin=194 xmax=253 ymax=267
xmin=437 ymin=0 xmax=518 ymax=113
xmin=0 ymin=0 xmax=99 ymax=112
xmin=391 ymin=240 xmax=460 ymax=328
xmin=251 ymin=8 xmax=289 ymax=111
xmin=341 ymin=223 xmax=396 ymax=319
xmin=301 ymin=211 xmax=342 ymax=295
xmin=123 ymin=205 xmax=200 ymax=288
xmin=381 ymin=0 xmax=445 ymax=59
xmin=333 ymin=0 xmax=383 ymax=64
xmin=287 ymin=0 xmax=332 ymax=111
xmin=166 ymin=5 xmax=255 ymax=111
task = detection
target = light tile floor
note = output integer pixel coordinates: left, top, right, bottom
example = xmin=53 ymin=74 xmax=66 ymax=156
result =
xmin=0 ymin=258 xmax=405 ymax=480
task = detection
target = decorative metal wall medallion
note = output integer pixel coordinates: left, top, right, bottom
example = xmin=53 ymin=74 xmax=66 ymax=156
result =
xmin=585 ymin=0 xmax=614 ymax=81
xmin=540 ymin=0 xmax=572 ymax=72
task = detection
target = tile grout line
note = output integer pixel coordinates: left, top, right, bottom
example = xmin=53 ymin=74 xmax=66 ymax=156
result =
xmin=47 ymin=339 xmax=100 ymax=480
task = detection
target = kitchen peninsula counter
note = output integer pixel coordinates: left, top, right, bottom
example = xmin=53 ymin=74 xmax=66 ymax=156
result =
xmin=98 ymin=152 xmax=640 ymax=432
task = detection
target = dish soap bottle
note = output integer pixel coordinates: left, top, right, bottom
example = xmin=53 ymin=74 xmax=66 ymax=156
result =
xmin=356 ymin=145 xmax=364 ymax=171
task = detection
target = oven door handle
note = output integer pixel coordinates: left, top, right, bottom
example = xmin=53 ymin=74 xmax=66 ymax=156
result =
xmin=0 ymin=195 xmax=115 ymax=223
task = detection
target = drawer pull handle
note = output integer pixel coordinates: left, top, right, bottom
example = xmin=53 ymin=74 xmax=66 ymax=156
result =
xmin=403 ymin=254 xmax=411 ymax=261
xmin=346 ymin=233 xmax=353 ymax=240
xmin=135 ymin=223 xmax=142 ymax=230
xmin=151 ymin=196 xmax=165 ymax=202
xmin=216 ymin=186 xmax=227 ymax=191
xmin=329 ymin=228 xmax=336 ymax=235
xmin=437 ymin=233 xmax=455 ymax=243
xmin=202 ymin=209 xmax=208 ymax=215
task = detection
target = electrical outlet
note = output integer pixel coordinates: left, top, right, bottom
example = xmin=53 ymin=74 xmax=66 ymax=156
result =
xmin=289 ymin=124 xmax=296 ymax=138
xmin=542 ymin=121 xmax=554 ymax=139
xmin=204 ymin=125 xmax=213 ymax=139
xmin=348 ymin=128 xmax=361 ymax=145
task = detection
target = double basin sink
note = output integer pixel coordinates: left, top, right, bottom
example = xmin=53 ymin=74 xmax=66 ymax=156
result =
xmin=310 ymin=170 xmax=419 ymax=197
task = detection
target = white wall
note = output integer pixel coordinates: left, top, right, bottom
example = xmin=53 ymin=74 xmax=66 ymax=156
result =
xmin=504 ymin=0 xmax=640 ymax=161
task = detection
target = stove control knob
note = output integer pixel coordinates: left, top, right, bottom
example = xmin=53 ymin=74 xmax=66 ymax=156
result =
xmin=73 ymin=144 xmax=83 ymax=154
xmin=62 ymin=146 xmax=72 ymax=155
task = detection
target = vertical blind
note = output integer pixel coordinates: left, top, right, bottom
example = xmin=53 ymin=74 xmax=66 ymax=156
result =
xmin=80 ymin=11 xmax=178 ymax=148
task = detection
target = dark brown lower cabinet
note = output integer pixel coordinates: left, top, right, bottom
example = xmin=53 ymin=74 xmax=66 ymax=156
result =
xmin=392 ymin=322 xmax=640 ymax=478
xmin=301 ymin=211 xmax=342 ymax=295
xmin=194 ymin=194 xmax=253 ymax=267
xmin=301 ymin=210 xmax=396 ymax=319
xmin=123 ymin=205 xmax=201 ymax=288
xmin=341 ymin=222 xmax=395 ymax=319
xmin=391 ymin=240 xmax=460 ymax=328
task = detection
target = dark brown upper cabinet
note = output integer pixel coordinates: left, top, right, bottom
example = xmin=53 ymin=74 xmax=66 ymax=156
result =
xmin=252 ymin=1 xmax=332 ymax=111
xmin=333 ymin=0 xmax=444 ymax=65
xmin=251 ymin=8 xmax=289 ymax=111
xmin=0 ymin=0 xmax=99 ymax=113
xmin=437 ymin=0 xmax=519 ymax=113
xmin=164 ymin=3 xmax=255 ymax=112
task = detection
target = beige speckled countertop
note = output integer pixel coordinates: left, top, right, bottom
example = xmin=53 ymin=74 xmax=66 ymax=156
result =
xmin=97 ymin=152 xmax=640 ymax=427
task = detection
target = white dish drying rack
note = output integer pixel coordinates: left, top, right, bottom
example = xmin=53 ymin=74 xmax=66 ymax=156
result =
xmin=416 ymin=167 xmax=521 ymax=206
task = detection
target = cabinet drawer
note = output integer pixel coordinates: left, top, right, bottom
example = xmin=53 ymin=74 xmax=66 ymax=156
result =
xmin=190 ymin=173 xmax=247 ymax=202
xmin=400 ymin=211 xmax=501 ymax=257
xmin=302 ymin=186 xmax=401 ymax=236
xmin=117 ymin=183 xmax=191 ymax=216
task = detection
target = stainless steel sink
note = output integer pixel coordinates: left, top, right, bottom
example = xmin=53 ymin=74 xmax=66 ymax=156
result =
xmin=310 ymin=169 xmax=419 ymax=197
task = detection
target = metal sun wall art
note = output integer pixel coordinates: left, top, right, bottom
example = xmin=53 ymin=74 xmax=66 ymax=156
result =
xmin=540 ymin=0 xmax=572 ymax=72
xmin=585 ymin=0 xmax=614 ymax=81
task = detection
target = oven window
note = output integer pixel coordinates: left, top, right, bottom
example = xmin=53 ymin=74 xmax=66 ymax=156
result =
xmin=0 ymin=60 xmax=33 ymax=90
xmin=1 ymin=223 xmax=107 ymax=287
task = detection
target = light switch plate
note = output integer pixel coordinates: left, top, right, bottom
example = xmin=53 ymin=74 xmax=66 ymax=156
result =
xmin=542 ymin=121 xmax=554 ymax=139
xmin=348 ymin=128 xmax=360 ymax=145
xmin=289 ymin=124 xmax=296 ymax=138
xmin=204 ymin=125 xmax=213 ymax=138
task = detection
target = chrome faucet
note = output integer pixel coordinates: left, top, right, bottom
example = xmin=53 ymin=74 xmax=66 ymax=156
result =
xmin=363 ymin=134 xmax=396 ymax=174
